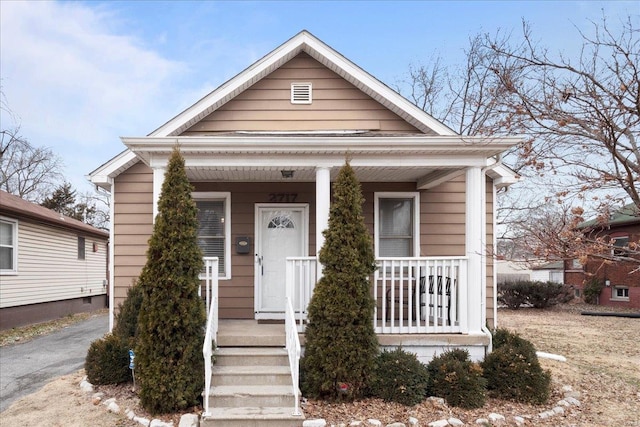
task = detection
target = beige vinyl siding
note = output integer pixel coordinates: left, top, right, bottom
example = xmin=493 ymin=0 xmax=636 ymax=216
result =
xmin=0 ymin=220 xmax=107 ymax=308
xmin=182 ymin=53 xmax=422 ymax=135
xmin=110 ymin=164 xmax=497 ymax=324
xmin=194 ymin=181 xmax=316 ymax=319
xmin=420 ymin=177 xmax=466 ymax=257
xmin=112 ymin=162 xmax=153 ymax=308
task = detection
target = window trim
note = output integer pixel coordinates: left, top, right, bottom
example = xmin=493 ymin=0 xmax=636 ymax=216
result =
xmin=374 ymin=192 xmax=420 ymax=258
xmin=193 ymin=192 xmax=232 ymax=280
xmin=611 ymin=285 xmax=630 ymax=301
xmin=0 ymin=216 xmax=18 ymax=275
xmin=291 ymin=82 xmax=312 ymax=104
xmin=78 ymin=236 xmax=86 ymax=260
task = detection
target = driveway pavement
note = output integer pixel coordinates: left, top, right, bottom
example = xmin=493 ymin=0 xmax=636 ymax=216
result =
xmin=0 ymin=313 xmax=109 ymax=412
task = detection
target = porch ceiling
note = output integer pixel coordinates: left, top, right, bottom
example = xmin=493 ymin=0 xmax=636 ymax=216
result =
xmin=186 ymin=165 xmax=444 ymax=183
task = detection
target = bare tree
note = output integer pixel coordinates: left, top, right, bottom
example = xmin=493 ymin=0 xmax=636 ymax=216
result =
xmin=482 ymin=15 xmax=639 ymax=211
xmin=509 ymin=203 xmax=639 ymax=273
xmin=1 ymin=92 xmax=64 ymax=202
xmin=399 ymin=14 xmax=639 ymax=265
xmin=79 ymin=187 xmax=110 ymax=231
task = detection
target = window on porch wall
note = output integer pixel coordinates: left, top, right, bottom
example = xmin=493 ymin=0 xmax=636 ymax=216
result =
xmin=196 ymin=199 xmax=226 ymax=276
xmin=375 ymin=193 xmax=419 ymax=257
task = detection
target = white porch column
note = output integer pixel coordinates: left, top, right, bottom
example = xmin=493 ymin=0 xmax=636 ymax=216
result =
xmin=152 ymin=167 xmax=165 ymax=223
xmin=315 ymin=167 xmax=331 ymax=258
xmin=465 ymin=166 xmax=484 ymax=335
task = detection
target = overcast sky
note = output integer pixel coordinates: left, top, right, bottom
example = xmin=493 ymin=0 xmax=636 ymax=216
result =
xmin=1 ymin=0 xmax=637 ymax=194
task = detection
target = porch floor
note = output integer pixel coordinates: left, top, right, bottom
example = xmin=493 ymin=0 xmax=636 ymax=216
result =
xmin=217 ymin=320 xmax=286 ymax=347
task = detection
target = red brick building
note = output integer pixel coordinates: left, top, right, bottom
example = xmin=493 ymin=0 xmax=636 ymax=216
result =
xmin=565 ymin=204 xmax=640 ymax=309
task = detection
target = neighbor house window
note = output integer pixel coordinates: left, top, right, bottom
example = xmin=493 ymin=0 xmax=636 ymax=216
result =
xmin=78 ymin=236 xmax=86 ymax=260
xmin=375 ymin=193 xmax=420 ymax=257
xmin=612 ymin=235 xmax=629 ymax=257
xmin=193 ymin=192 xmax=231 ymax=279
xmin=570 ymin=259 xmax=583 ymax=270
xmin=0 ymin=217 xmax=18 ymax=274
xmin=612 ymin=286 xmax=630 ymax=301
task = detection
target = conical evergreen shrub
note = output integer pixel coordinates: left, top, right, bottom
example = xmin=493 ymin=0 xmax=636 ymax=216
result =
xmin=136 ymin=147 xmax=206 ymax=414
xmin=301 ymin=161 xmax=378 ymax=401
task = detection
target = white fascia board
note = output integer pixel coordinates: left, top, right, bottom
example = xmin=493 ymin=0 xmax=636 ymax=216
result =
xmin=87 ymin=149 xmax=139 ymax=190
xmin=485 ymin=162 xmax=521 ymax=189
xmin=123 ymin=135 xmax=522 ymax=152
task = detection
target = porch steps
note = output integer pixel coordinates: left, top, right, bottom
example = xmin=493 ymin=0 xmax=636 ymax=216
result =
xmin=201 ymin=322 xmax=304 ymax=427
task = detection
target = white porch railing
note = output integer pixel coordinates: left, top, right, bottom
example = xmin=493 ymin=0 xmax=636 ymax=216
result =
xmin=285 ymin=256 xmax=318 ymax=332
xmin=284 ymin=256 xmax=468 ymax=335
xmin=374 ymin=257 xmax=467 ymax=334
xmin=202 ymin=257 xmax=219 ymax=418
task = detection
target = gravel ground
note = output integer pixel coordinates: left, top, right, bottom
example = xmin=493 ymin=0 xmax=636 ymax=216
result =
xmin=1 ymin=303 xmax=638 ymax=426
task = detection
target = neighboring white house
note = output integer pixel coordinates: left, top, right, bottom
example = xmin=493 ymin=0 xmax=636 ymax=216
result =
xmin=496 ymin=259 xmax=532 ymax=283
xmin=531 ymin=261 xmax=564 ymax=284
xmin=0 ymin=190 xmax=109 ymax=330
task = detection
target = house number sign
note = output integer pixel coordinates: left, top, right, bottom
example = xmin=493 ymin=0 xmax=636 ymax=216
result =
xmin=268 ymin=193 xmax=298 ymax=202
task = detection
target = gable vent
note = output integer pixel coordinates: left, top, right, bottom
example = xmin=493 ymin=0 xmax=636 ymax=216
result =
xmin=291 ymin=82 xmax=312 ymax=104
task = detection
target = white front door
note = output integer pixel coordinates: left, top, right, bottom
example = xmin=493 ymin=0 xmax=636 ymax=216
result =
xmin=255 ymin=204 xmax=308 ymax=318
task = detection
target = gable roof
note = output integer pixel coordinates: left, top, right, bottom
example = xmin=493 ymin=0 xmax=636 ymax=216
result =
xmin=150 ymin=30 xmax=456 ymax=138
xmin=0 ymin=190 xmax=108 ymax=238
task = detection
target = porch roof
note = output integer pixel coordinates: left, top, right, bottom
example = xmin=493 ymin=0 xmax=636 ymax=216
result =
xmin=120 ymin=134 xmax=521 ymax=185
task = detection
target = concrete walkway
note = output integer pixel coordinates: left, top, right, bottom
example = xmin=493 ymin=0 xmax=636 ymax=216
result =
xmin=0 ymin=313 xmax=109 ymax=412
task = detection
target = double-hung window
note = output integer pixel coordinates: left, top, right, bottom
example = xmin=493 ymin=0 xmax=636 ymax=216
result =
xmin=193 ymin=192 xmax=231 ymax=279
xmin=375 ymin=193 xmax=420 ymax=257
xmin=0 ymin=217 xmax=18 ymax=274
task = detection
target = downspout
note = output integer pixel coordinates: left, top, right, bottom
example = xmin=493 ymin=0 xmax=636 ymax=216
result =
xmin=479 ymin=165 xmax=493 ymax=355
xmin=107 ymin=178 xmax=115 ymax=332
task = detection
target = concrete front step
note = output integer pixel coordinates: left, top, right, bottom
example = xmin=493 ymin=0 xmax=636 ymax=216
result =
xmin=215 ymin=347 xmax=289 ymax=366
xmin=217 ymin=320 xmax=286 ymax=347
xmin=208 ymin=384 xmax=295 ymax=407
xmin=211 ymin=364 xmax=292 ymax=386
xmin=201 ymin=406 xmax=304 ymax=427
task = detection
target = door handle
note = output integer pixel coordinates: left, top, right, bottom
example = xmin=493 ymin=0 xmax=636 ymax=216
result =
xmin=256 ymin=254 xmax=264 ymax=275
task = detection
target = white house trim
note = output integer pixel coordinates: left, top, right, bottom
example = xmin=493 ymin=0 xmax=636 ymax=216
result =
xmin=465 ymin=167 xmax=483 ymax=335
xmin=315 ymin=167 xmax=331 ymax=256
xmin=108 ymin=178 xmax=115 ymax=331
xmin=192 ymin=192 xmax=232 ymax=280
xmin=0 ymin=216 xmax=19 ymax=275
xmin=88 ymin=150 xmax=138 ymax=191
xmin=152 ymin=167 xmax=165 ymax=222
xmin=373 ymin=192 xmax=421 ymax=258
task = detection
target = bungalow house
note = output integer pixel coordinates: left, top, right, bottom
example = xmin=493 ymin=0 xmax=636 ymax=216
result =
xmin=89 ymin=31 xmax=520 ymax=424
xmin=0 ymin=190 xmax=109 ymax=330
xmin=565 ymin=204 xmax=640 ymax=308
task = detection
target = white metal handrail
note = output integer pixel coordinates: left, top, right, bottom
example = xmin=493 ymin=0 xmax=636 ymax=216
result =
xmin=202 ymin=257 xmax=219 ymax=417
xmin=285 ymin=297 xmax=302 ymax=416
